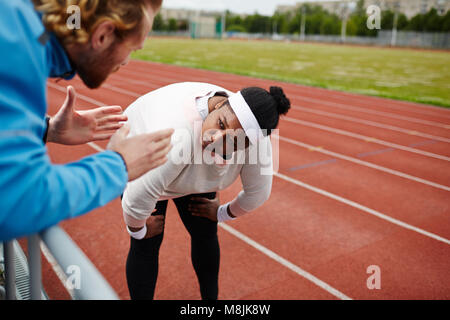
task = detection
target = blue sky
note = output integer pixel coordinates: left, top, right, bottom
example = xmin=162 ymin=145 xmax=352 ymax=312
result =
xmin=162 ymin=0 xmax=333 ymax=16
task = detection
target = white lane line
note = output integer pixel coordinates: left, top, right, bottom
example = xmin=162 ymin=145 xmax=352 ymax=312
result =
xmin=47 ymin=82 xmax=450 ymax=243
xmin=47 ymin=81 xmax=450 ymax=177
xmin=83 ymin=140 xmax=352 ymax=300
xmin=102 ymin=83 xmax=141 ymax=98
xmin=283 ymin=117 xmax=450 ymax=162
xmin=49 ymin=80 xmax=450 ymax=163
xmin=47 ymin=82 xmax=104 ymax=107
xmin=84 ymin=79 xmax=450 ymax=162
xmin=219 ymin=223 xmax=352 ymax=300
xmin=275 ymin=172 xmax=450 ymax=246
xmin=292 ymin=105 xmax=450 ymax=144
xmin=118 ymin=62 xmax=450 ymax=120
xmin=274 ymin=134 xmax=450 ymax=192
xmin=47 ymin=81 xmax=450 ymax=164
xmin=46 ymin=71 xmax=449 ymax=300
xmin=321 ymin=91 xmax=450 ymax=119
xmin=288 ymin=94 xmax=450 ymax=129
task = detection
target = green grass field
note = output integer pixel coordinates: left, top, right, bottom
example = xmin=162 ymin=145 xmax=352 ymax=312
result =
xmin=132 ymin=37 xmax=450 ymax=108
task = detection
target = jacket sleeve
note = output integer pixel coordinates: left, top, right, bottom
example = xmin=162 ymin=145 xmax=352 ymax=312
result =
xmin=0 ymin=1 xmax=128 ymax=241
xmin=0 ymin=133 xmax=128 ymax=241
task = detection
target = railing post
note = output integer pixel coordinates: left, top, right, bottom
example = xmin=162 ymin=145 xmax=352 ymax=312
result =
xmin=27 ymin=234 xmax=42 ymax=300
xmin=3 ymin=241 xmax=16 ymax=300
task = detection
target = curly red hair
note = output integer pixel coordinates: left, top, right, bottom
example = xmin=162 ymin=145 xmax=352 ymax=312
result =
xmin=33 ymin=0 xmax=162 ymax=45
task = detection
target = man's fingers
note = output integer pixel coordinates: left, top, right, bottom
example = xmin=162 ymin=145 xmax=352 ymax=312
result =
xmin=148 ymin=143 xmax=172 ymax=163
xmin=96 ymin=122 xmax=124 ymax=132
xmin=149 ymin=136 xmax=173 ymax=154
xmin=61 ymin=85 xmax=76 ymax=114
xmin=146 ymin=128 xmax=174 ymax=143
xmin=147 ymin=156 xmax=168 ymax=170
xmin=96 ymin=114 xmax=128 ymax=126
xmin=92 ymin=128 xmax=126 ymax=141
xmin=115 ymin=123 xmax=130 ymax=138
xmin=92 ymin=132 xmax=115 ymax=141
xmin=98 ymin=105 xmax=124 ymax=115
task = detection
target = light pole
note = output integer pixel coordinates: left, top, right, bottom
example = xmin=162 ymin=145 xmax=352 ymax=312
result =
xmin=300 ymin=5 xmax=306 ymax=41
xmin=340 ymin=1 xmax=356 ymax=43
xmin=391 ymin=1 xmax=400 ymax=47
xmin=221 ymin=11 xmax=226 ymax=39
xmin=340 ymin=2 xmax=349 ymax=43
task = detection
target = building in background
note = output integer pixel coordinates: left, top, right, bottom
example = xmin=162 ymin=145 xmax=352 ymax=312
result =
xmin=277 ymin=0 xmax=450 ymax=18
xmin=159 ymin=8 xmax=224 ymax=20
xmin=158 ymin=8 xmax=224 ymax=39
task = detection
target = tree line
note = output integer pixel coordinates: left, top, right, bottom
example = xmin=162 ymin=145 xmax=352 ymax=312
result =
xmin=152 ymin=0 xmax=450 ymax=36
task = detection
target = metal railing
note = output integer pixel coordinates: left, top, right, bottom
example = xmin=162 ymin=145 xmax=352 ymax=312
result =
xmin=1 ymin=225 xmax=119 ymax=300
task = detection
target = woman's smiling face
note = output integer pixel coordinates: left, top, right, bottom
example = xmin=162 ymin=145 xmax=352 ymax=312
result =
xmin=201 ymin=96 xmax=249 ymax=158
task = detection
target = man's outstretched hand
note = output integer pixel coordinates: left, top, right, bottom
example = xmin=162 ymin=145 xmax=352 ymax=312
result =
xmin=107 ymin=124 xmax=174 ymax=181
xmin=47 ymin=85 xmax=128 ymax=145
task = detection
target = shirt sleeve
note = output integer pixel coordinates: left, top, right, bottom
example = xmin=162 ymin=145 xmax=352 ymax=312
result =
xmin=229 ymin=137 xmax=273 ymax=217
xmin=122 ymin=155 xmax=187 ymax=227
xmin=0 ymin=1 xmax=128 ymax=241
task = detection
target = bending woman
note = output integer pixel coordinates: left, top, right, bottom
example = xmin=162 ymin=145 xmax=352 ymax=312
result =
xmin=122 ymin=82 xmax=290 ymax=300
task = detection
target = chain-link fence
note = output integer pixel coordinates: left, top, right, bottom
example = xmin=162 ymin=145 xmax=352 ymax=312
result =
xmin=151 ymin=30 xmax=450 ymax=49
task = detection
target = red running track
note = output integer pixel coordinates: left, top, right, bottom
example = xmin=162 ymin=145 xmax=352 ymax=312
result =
xmin=40 ymin=60 xmax=450 ymax=300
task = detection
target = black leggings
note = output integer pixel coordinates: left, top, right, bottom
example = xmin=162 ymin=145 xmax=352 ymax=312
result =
xmin=125 ymin=192 xmax=220 ymax=300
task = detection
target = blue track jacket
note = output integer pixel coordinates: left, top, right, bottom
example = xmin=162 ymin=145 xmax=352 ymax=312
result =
xmin=0 ymin=0 xmax=128 ymax=241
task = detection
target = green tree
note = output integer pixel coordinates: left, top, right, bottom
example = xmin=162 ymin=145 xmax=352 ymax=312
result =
xmin=423 ymin=8 xmax=443 ymax=31
xmin=442 ymin=11 xmax=450 ymax=31
xmin=167 ymin=18 xmax=177 ymax=32
xmin=152 ymin=13 xmax=165 ymax=31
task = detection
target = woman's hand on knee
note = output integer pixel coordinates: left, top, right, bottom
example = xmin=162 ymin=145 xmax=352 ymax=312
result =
xmin=188 ymin=194 xmax=220 ymax=222
xmin=144 ymin=215 xmax=165 ymax=238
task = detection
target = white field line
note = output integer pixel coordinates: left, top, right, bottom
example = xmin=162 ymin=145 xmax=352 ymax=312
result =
xmin=47 ymin=82 xmax=450 ymax=242
xmin=283 ymin=117 xmax=450 ymax=162
xmin=292 ymin=105 xmax=450 ymax=144
xmin=84 ymin=140 xmax=450 ymax=302
xmin=274 ymin=173 xmax=450 ymax=246
xmin=47 ymin=82 xmax=105 ymax=107
xmin=96 ymin=85 xmax=450 ymax=161
xmin=117 ymin=63 xmax=450 ymax=121
xmin=219 ymin=223 xmax=352 ymax=300
xmin=290 ymin=94 xmax=450 ymax=129
xmin=112 ymin=70 xmax=450 ymax=130
xmin=55 ymin=80 xmax=450 ymax=162
xmin=273 ymin=134 xmax=450 ymax=192
xmin=47 ymin=81 xmax=450 ymax=177
xmin=59 ymin=80 xmax=450 ymax=246
xmin=319 ymin=91 xmax=450 ymax=119
xmin=46 ymin=73 xmax=450 ymax=299
xmin=85 ymin=140 xmax=353 ymax=300
xmin=56 ymin=80 xmax=450 ymax=150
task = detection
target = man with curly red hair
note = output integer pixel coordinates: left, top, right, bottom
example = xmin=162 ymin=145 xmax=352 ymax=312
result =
xmin=0 ymin=0 xmax=173 ymax=241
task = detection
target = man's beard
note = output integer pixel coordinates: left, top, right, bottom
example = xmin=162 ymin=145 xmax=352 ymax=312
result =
xmin=75 ymin=42 xmax=118 ymax=89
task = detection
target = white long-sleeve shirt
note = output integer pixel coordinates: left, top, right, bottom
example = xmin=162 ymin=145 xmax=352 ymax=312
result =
xmin=121 ymin=82 xmax=273 ymax=227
